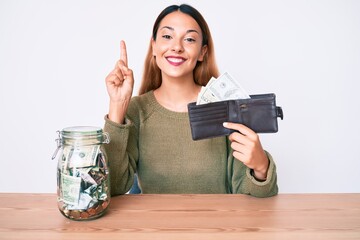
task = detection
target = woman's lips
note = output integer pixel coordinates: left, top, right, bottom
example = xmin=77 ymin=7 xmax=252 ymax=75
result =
xmin=166 ymin=56 xmax=186 ymax=66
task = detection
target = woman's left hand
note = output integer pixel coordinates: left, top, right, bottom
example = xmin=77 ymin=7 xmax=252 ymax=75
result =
xmin=223 ymin=122 xmax=269 ymax=181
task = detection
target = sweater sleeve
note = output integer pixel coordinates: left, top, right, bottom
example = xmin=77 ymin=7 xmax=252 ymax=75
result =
xmin=227 ymin=139 xmax=278 ymax=197
xmin=103 ymin=115 xmax=139 ymax=196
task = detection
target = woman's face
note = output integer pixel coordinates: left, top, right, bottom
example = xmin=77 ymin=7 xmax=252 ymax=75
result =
xmin=152 ymin=11 xmax=207 ymax=81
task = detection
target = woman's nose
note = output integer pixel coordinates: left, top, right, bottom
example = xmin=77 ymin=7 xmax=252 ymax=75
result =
xmin=171 ymin=39 xmax=184 ymax=53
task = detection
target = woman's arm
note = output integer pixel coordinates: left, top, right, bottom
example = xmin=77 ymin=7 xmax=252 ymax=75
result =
xmin=224 ymin=122 xmax=278 ymax=197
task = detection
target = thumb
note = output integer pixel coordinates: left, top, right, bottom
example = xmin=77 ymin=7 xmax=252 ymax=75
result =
xmin=121 ymin=65 xmax=131 ymax=76
xmin=120 ymin=65 xmax=134 ymax=87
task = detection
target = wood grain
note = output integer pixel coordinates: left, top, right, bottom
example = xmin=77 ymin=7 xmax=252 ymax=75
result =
xmin=0 ymin=193 xmax=359 ymax=240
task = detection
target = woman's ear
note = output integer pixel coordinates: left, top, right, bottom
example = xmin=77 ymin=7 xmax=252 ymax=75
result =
xmin=197 ymin=45 xmax=208 ymax=62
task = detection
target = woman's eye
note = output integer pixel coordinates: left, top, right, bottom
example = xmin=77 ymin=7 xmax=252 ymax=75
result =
xmin=162 ymin=35 xmax=172 ymax=40
xmin=185 ymin=37 xmax=196 ymax=43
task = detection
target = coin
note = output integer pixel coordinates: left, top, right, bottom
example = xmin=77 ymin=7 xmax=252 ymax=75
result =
xmin=71 ymin=210 xmax=81 ymax=219
xmin=87 ymin=208 xmax=96 ymax=216
xmin=80 ymin=211 xmax=89 ymax=219
xmin=102 ymin=200 xmax=109 ymax=209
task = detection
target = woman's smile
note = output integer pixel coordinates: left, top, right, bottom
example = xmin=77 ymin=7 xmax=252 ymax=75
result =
xmin=166 ymin=56 xmax=187 ymax=66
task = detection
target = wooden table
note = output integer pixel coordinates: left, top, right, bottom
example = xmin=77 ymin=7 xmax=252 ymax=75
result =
xmin=0 ymin=193 xmax=359 ymax=240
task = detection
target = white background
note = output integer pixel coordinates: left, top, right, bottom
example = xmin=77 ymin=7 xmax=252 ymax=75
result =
xmin=1 ymin=0 xmax=359 ymax=193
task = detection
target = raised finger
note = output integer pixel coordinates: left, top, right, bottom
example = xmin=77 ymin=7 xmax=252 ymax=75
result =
xmin=120 ymin=40 xmax=128 ymax=66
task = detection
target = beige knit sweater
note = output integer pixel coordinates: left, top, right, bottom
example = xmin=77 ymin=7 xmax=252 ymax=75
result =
xmin=103 ymin=91 xmax=278 ymax=197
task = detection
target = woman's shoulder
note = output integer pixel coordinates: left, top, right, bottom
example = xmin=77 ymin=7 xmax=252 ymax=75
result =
xmin=129 ymin=91 xmax=156 ymax=108
xmin=127 ymin=91 xmax=157 ymax=120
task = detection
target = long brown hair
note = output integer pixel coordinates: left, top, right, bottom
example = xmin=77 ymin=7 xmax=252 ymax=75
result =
xmin=138 ymin=4 xmax=219 ymax=95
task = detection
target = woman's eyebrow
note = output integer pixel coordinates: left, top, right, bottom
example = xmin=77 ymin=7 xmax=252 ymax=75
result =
xmin=187 ymin=29 xmax=200 ymax=34
xmin=160 ymin=26 xmax=174 ymax=31
xmin=160 ymin=26 xmax=200 ymax=34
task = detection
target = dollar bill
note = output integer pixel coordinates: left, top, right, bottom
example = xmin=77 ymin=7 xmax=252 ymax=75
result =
xmin=61 ymin=173 xmax=81 ymax=205
xmin=196 ymin=77 xmax=221 ymax=104
xmin=196 ymin=72 xmax=250 ymax=105
xmin=68 ymin=145 xmax=100 ymax=168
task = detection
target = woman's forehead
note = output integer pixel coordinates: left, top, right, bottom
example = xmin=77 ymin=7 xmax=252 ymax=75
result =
xmin=158 ymin=11 xmax=201 ymax=33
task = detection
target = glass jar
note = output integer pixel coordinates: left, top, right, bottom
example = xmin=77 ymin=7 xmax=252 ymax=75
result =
xmin=52 ymin=126 xmax=110 ymax=220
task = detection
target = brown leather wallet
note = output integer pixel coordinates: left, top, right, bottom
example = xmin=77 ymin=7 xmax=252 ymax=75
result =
xmin=187 ymin=93 xmax=283 ymax=140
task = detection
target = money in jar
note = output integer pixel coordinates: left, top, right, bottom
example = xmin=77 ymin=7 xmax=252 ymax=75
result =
xmin=52 ymin=126 xmax=111 ymax=220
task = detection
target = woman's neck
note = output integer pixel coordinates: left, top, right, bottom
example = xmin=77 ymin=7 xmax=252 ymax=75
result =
xmin=154 ymin=76 xmax=201 ymax=112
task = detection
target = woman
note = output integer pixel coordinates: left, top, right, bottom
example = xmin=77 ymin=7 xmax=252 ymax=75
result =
xmin=104 ymin=4 xmax=278 ymax=197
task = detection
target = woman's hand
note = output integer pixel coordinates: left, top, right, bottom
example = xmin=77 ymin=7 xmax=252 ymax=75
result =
xmin=105 ymin=40 xmax=134 ymax=123
xmin=223 ymin=122 xmax=269 ymax=181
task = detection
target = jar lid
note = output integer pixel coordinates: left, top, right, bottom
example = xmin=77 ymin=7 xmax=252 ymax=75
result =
xmin=61 ymin=126 xmax=103 ymax=138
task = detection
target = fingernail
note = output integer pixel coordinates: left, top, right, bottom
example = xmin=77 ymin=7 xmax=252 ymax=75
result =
xmin=223 ymin=122 xmax=228 ymax=127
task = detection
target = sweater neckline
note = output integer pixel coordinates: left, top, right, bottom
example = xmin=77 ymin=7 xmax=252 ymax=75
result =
xmin=147 ymin=91 xmax=190 ymax=119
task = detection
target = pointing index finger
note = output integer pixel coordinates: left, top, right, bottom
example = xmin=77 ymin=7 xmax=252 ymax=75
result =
xmin=120 ymin=40 xmax=128 ymax=66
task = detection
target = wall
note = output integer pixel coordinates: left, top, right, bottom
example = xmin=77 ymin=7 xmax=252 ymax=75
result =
xmin=0 ymin=0 xmax=359 ymax=193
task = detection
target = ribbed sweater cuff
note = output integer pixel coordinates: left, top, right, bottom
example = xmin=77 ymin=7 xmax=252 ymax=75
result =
xmin=104 ymin=114 xmax=133 ymax=129
xmin=245 ymin=151 xmax=276 ymax=186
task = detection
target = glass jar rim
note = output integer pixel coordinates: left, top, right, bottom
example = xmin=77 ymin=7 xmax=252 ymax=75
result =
xmin=61 ymin=126 xmax=103 ymax=138
xmin=52 ymin=126 xmax=109 ymax=160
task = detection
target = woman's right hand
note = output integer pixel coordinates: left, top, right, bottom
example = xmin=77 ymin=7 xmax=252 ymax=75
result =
xmin=105 ymin=40 xmax=134 ymax=123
